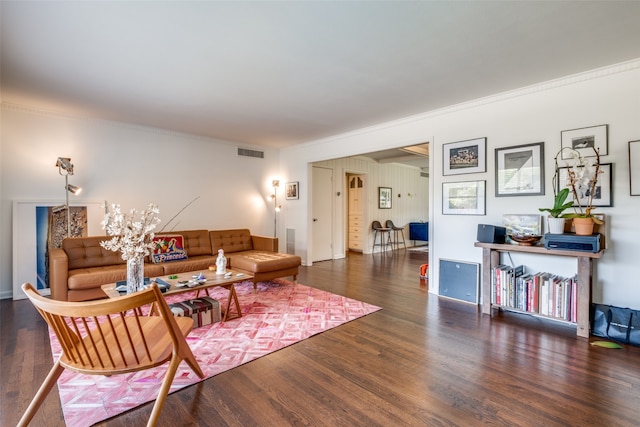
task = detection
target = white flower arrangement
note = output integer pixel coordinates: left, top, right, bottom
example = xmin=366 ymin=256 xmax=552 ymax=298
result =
xmin=555 ymin=146 xmax=603 ymax=221
xmin=100 ymin=203 xmax=161 ymax=260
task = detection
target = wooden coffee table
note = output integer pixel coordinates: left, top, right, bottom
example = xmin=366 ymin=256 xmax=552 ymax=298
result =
xmin=101 ymin=268 xmax=253 ymax=321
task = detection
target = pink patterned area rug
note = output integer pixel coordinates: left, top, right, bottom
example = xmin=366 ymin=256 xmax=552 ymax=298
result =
xmin=48 ymin=280 xmax=381 ymax=427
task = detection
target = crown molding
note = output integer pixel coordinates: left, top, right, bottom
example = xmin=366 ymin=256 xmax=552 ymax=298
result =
xmin=0 ymin=102 xmax=248 ymax=148
xmin=303 ymin=58 xmax=640 ymax=147
xmin=4 ymin=58 xmax=639 ymax=150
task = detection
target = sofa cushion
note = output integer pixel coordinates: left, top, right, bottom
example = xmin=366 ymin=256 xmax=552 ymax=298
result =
xmin=229 ymin=251 xmax=301 ymax=273
xmin=151 ymin=234 xmax=188 ymax=263
xmin=67 ymin=263 xmax=164 ymax=290
xmin=63 ymin=236 xmax=126 ymax=270
xmin=160 ymin=255 xmax=217 ymax=275
xmin=159 ymin=230 xmax=212 ymax=256
xmin=209 ymin=229 xmax=254 ymax=254
xmin=68 ymin=287 xmax=110 ymax=302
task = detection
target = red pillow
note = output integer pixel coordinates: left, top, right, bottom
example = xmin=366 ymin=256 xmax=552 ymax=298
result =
xmin=152 ymin=235 xmax=188 ymax=263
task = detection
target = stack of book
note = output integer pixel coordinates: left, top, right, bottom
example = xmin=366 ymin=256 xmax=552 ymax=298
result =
xmin=490 ymin=265 xmax=577 ymax=322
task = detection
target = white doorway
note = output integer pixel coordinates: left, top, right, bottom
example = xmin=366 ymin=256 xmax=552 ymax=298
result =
xmin=312 ymin=166 xmax=333 ymax=262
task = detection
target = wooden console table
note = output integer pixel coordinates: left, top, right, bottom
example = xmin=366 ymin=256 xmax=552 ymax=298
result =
xmin=474 ymin=242 xmax=604 ymax=338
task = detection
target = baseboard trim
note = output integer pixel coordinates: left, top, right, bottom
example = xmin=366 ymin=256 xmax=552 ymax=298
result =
xmin=0 ymin=290 xmax=15 ymax=300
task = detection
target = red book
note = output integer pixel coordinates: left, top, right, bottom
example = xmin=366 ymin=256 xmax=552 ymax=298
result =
xmin=530 ymin=275 xmax=539 ymax=313
xmin=571 ymin=276 xmax=578 ymax=322
xmin=495 ymin=265 xmax=507 ymax=306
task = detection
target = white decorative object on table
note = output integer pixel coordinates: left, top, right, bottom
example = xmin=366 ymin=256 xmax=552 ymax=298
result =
xmin=216 ymin=249 xmax=227 ymax=275
xmin=100 ymin=203 xmax=161 ymax=294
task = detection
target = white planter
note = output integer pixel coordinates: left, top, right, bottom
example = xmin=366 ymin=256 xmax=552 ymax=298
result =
xmin=547 ymin=217 xmax=566 ymax=234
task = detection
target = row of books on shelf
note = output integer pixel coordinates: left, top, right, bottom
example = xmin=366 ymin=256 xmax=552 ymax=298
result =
xmin=491 ymin=264 xmax=577 ymax=322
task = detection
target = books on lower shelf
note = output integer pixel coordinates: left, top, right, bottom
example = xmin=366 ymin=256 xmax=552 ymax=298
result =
xmin=490 ymin=264 xmax=578 ymax=323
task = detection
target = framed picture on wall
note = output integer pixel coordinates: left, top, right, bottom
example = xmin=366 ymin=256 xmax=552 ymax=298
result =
xmin=495 ymin=142 xmax=544 ymax=197
xmin=502 ymin=214 xmax=542 ymax=244
xmin=557 ymin=163 xmax=613 ymax=207
xmin=443 ymin=137 xmax=486 ymax=176
xmin=561 ymin=124 xmax=608 ymax=159
xmin=630 ymin=140 xmax=640 ymax=196
xmin=378 ymin=187 xmax=392 ymax=209
xmin=442 ymin=180 xmax=486 ymax=215
xmin=12 ymin=200 xmax=104 ymax=300
xmin=285 ymin=181 xmax=299 ymax=200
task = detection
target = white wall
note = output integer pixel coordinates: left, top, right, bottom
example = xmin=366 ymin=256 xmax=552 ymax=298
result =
xmin=3 ymin=60 xmax=639 ymax=307
xmin=281 ymin=126 xmax=432 ymax=265
xmin=0 ymin=107 xmax=279 ymax=299
xmin=281 ymin=59 xmax=640 ymax=309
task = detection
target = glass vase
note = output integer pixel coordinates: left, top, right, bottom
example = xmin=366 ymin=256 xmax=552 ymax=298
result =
xmin=126 ymin=256 xmax=145 ymax=294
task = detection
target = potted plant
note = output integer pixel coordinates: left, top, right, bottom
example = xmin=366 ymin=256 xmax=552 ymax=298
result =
xmin=554 ymin=146 xmax=604 ymax=235
xmin=539 ymin=187 xmax=573 ymax=234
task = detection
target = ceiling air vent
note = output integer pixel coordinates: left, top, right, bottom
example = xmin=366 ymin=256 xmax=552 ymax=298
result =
xmin=237 ymin=148 xmax=264 ymax=159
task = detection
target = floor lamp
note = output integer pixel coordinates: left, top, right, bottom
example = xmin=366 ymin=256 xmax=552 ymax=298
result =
xmin=271 ymin=180 xmax=281 ymax=238
xmin=55 ymin=157 xmax=82 ymax=238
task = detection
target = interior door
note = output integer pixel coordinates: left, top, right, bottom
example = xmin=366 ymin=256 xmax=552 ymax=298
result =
xmin=312 ymin=166 xmax=333 ymax=262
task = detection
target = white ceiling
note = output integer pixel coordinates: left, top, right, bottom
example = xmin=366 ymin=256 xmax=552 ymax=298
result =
xmin=2 ymin=1 xmax=640 ymax=151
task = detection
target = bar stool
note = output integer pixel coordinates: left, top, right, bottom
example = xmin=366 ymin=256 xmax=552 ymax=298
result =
xmin=372 ymin=220 xmax=392 ymax=253
xmin=386 ymin=220 xmax=406 ymax=249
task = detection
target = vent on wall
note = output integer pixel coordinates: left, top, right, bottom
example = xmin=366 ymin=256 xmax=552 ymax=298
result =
xmin=420 ymin=172 xmax=429 ymax=178
xmin=237 ymin=148 xmax=264 ymax=159
xmin=439 ymin=259 xmax=479 ymax=304
xmin=286 ymin=228 xmax=295 ymax=254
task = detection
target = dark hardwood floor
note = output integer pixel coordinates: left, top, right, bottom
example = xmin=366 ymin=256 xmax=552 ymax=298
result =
xmin=3 ymin=249 xmax=639 ymax=426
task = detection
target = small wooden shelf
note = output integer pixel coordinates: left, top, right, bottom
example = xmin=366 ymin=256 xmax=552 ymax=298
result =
xmin=474 ymin=241 xmax=604 ymax=338
xmin=493 ymin=305 xmax=577 ymax=327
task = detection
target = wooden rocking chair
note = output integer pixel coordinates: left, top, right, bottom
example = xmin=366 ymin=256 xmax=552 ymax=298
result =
xmin=18 ymin=282 xmax=205 ymax=427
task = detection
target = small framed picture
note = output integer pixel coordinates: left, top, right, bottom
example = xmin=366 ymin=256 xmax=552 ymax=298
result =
xmin=557 ymin=163 xmax=613 ymax=207
xmin=502 ymin=214 xmax=542 ymax=244
xmin=378 ymin=187 xmax=392 ymax=209
xmin=442 ymin=180 xmax=486 ymax=215
xmin=630 ymin=140 xmax=640 ymax=196
xmin=443 ymin=137 xmax=487 ymax=176
xmin=495 ymin=142 xmax=544 ymax=197
xmin=285 ymin=181 xmax=299 ymax=200
xmin=561 ymin=124 xmax=608 ymax=159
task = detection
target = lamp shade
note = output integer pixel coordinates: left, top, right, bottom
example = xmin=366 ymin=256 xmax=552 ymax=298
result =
xmin=66 ymin=184 xmax=82 ymax=195
xmin=56 ymin=157 xmax=74 ymax=174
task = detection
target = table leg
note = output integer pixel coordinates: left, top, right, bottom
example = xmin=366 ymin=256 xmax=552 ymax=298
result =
xmin=147 ymin=303 xmax=157 ymax=316
xmin=576 ymin=257 xmax=591 ymax=338
xmin=222 ymin=284 xmax=242 ymax=321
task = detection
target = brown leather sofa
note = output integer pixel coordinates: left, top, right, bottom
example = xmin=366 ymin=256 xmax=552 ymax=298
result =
xmin=49 ymin=229 xmax=301 ymax=301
